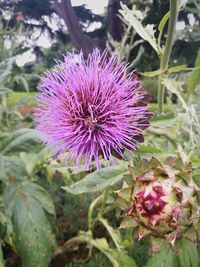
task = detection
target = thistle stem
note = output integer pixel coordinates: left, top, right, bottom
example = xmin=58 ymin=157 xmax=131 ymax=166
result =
xmin=158 ymin=0 xmax=179 ymax=113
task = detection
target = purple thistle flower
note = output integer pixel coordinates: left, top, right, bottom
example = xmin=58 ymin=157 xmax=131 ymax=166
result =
xmin=34 ymin=50 xmax=151 ymax=169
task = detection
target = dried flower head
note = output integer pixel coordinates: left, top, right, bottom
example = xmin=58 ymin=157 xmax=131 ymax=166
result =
xmin=34 ymin=50 xmax=151 ymax=168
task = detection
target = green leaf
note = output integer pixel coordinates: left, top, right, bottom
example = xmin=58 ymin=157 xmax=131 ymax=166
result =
xmin=168 ymin=65 xmax=190 ymax=73
xmin=120 ymin=5 xmax=158 ymax=54
xmin=140 ymin=64 xmax=193 ymax=78
xmin=23 ymin=182 xmax=55 ymax=215
xmin=0 ymin=196 xmax=8 ymax=239
xmin=140 ymin=69 xmax=163 ymax=77
xmin=62 ymin=163 xmax=128 ymax=194
xmin=145 ymin=242 xmax=178 ymax=267
xmin=119 ymin=216 xmax=137 ymax=229
xmin=0 ymin=245 xmax=5 ymax=267
xmin=70 ymin=231 xmax=136 ymax=267
xmin=0 ymin=155 xmax=27 ymax=182
xmin=3 ymin=178 xmax=55 ymax=267
xmin=158 ymin=11 xmax=170 ymax=32
xmin=138 ymin=144 xmax=164 ymax=154
xmin=20 ymin=148 xmax=48 ymax=175
xmin=12 ymin=198 xmax=55 ymax=267
xmin=178 ymin=239 xmax=198 ymax=267
xmin=157 ymin=11 xmax=170 ymax=51
xmin=162 ymin=78 xmax=188 ymax=111
xmin=141 ymin=66 xmax=194 ymax=80
xmin=1 ymin=129 xmax=43 ymax=155
xmin=95 ymin=238 xmax=109 ymax=250
xmin=0 ymin=87 xmax=13 ymax=95
xmin=115 ymin=187 xmax=132 ymax=202
xmin=93 ymin=238 xmax=137 ymax=267
xmin=179 ymin=0 xmax=188 ymax=9
xmin=0 ymin=57 xmax=15 ymax=85
xmin=137 ymin=144 xmax=176 ymax=159
xmin=112 ymin=250 xmax=137 ymax=267
xmin=188 ymin=50 xmax=200 ymax=91
xmin=14 ymin=75 xmax=29 ymax=92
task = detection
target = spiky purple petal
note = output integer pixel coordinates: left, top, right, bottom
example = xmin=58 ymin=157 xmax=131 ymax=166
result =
xmin=34 ymin=50 xmax=151 ymax=168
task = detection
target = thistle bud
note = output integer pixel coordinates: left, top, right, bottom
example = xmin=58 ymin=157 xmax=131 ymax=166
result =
xmin=116 ymin=157 xmax=200 ymax=255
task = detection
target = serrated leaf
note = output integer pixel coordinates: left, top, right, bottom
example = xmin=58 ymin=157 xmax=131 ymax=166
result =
xmin=162 ymin=78 xmax=188 ymax=111
xmin=62 ymin=163 xmax=127 ymax=194
xmin=3 ymin=178 xmax=55 ymax=267
xmin=120 ymin=4 xmax=158 ymax=54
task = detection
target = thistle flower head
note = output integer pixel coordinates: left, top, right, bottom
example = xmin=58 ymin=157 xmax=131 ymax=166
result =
xmin=116 ymin=157 xmax=200 ymax=255
xmin=34 ymin=50 xmax=151 ymax=168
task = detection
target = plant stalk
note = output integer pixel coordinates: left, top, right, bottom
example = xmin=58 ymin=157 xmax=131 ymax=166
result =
xmin=158 ymin=0 xmax=179 ymax=113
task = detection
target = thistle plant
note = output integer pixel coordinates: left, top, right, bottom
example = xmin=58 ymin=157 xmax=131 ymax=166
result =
xmin=120 ymin=0 xmax=180 ymax=113
xmin=34 ymin=49 xmax=151 ymax=169
xmin=116 ymin=157 xmax=200 ymax=255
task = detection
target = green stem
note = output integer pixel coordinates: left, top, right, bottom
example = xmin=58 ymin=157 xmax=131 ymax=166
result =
xmin=98 ymin=216 xmax=122 ymax=252
xmin=158 ymin=0 xmax=179 ymax=113
xmin=53 ymin=235 xmax=120 ymax=267
xmin=88 ymin=194 xmax=103 ymax=230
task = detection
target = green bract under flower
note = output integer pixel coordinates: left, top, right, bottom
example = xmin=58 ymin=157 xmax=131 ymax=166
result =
xmin=116 ymin=157 xmax=200 ymax=255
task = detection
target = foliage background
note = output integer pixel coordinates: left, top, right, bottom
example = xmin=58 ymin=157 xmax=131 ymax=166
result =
xmin=0 ymin=0 xmax=200 ymax=266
